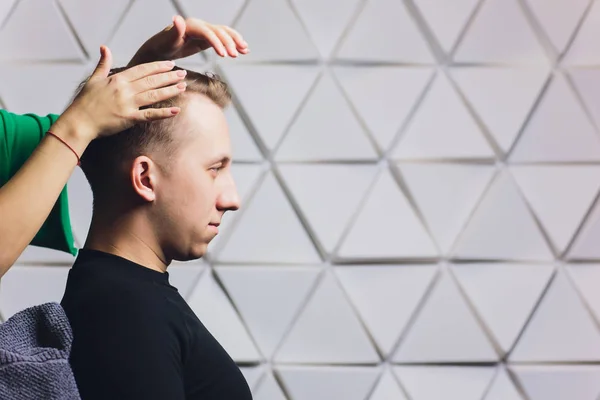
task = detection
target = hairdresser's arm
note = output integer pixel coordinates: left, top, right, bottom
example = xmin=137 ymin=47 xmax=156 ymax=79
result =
xmin=127 ymin=15 xmax=249 ymax=67
xmin=0 ymin=47 xmax=186 ymax=276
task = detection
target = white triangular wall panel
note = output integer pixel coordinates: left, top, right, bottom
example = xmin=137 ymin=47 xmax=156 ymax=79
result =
xmin=216 ymin=266 xmax=320 ymax=359
xmin=450 ymin=67 xmax=550 ymax=154
xmin=0 ymin=1 xmax=15 ymax=25
xmin=16 ymin=246 xmax=75 ymax=266
xmin=67 ymin=166 xmax=93 ymax=248
xmin=567 ymin=264 xmax=600 ymax=324
xmin=413 ymin=0 xmax=480 ymax=53
xmin=392 ymin=72 xmax=495 ymax=161
xmin=221 ymin=64 xmax=320 ymax=150
xmin=276 ymin=366 xmax=381 ymax=400
xmin=108 ymin=0 xmax=183 ymax=65
xmin=451 ymin=263 xmax=554 ymax=353
xmin=336 ymin=0 xmax=435 ymax=63
xmin=186 ymin=270 xmax=261 ymax=362
xmin=335 ymin=264 xmax=438 ymax=356
xmin=485 ymin=366 xmax=524 ymax=400
xmin=452 ymin=170 xmax=554 ymax=261
xmin=240 ymin=365 xmax=266 ymax=393
xmin=167 ymin=260 xmax=207 ymax=300
xmin=511 ymin=365 xmax=600 ymax=400
xmin=59 ymin=0 xmax=130 ymax=54
xmin=275 ymin=72 xmax=378 ymax=162
xmin=178 ymin=0 xmax=245 ymax=26
xmin=254 ymin=371 xmax=287 ymax=400
xmin=0 ymin=266 xmax=70 ymax=320
xmin=394 ymin=366 xmax=496 ymax=400
xmin=216 ymin=172 xmax=321 ymax=264
xmin=226 ymin=164 xmax=265 ymax=209
xmin=369 ymin=368 xmax=409 ymax=400
xmin=278 ymin=164 xmax=378 ymax=253
xmin=563 ymin=0 xmax=600 ymax=66
xmin=511 ymin=165 xmax=600 ymax=253
xmin=234 ymin=0 xmax=319 ymax=61
xmin=510 ymin=270 xmax=600 ymax=362
xmin=0 ymin=64 xmax=88 ymax=115
xmin=226 ymin=105 xmax=263 ymax=162
xmin=274 ymin=272 xmax=380 ymax=364
xmin=510 ymin=74 xmax=600 ymax=163
xmin=337 ymin=169 xmax=438 ymax=261
xmin=568 ymin=199 xmax=600 ymax=260
xmin=453 ymin=0 xmax=547 ymax=64
xmin=0 ymin=0 xmax=84 ymax=61
xmin=393 ymin=270 xmax=498 ymax=363
xmin=569 ymin=69 xmax=600 ymax=130
xmin=524 ymin=0 xmax=590 ymax=55
xmin=398 ymin=163 xmax=495 ymax=254
xmin=334 ymin=66 xmax=434 ymax=152
xmin=292 ymin=0 xmax=362 ymax=58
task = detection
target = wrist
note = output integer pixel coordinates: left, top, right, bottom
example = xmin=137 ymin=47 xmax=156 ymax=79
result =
xmin=49 ymin=114 xmax=95 ymax=156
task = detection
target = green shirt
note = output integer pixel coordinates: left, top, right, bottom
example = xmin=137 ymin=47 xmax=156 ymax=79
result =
xmin=0 ymin=109 xmax=77 ymax=255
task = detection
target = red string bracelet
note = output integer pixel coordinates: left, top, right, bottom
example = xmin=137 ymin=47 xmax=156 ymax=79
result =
xmin=46 ymin=131 xmax=81 ymax=166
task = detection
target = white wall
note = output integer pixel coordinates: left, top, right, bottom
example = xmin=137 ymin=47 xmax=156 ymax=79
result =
xmin=2 ymin=0 xmax=600 ymax=398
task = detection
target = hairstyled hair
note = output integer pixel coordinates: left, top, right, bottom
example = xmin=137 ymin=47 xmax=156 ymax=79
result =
xmin=79 ymin=67 xmax=231 ymax=204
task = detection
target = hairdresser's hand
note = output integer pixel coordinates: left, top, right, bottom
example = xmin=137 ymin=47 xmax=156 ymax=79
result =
xmin=56 ymin=45 xmax=187 ymax=144
xmin=128 ymin=15 xmax=249 ymax=66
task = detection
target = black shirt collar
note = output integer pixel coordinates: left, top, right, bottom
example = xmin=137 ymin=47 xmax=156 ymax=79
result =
xmin=73 ymin=248 xmax=170 ymax=285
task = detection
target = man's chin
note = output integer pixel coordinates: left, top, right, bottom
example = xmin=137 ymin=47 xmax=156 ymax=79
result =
xmin=190 ymin=242 xmax=210 ymax=259
xmin=171 ymin=244 xmax=208 ymax=263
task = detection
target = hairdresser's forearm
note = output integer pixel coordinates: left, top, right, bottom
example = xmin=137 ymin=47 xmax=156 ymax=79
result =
xmin=0 ymin=118 xmax=92 ymax=276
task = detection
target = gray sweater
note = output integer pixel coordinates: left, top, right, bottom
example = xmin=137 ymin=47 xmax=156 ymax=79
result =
xmin=0 ymin=302 xmax=80 ymax=399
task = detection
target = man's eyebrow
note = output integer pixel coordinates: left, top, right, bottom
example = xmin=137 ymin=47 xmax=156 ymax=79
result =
xmin=212 ymin=156 xmax=231 ymax=164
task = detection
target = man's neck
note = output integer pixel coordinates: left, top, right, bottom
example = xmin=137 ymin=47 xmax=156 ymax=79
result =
xmin=83 ymin=212 xmax=168 ymax=273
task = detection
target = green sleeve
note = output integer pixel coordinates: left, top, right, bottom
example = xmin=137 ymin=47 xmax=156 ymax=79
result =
xmin=0 ymin=109 xmax=77 ymax=256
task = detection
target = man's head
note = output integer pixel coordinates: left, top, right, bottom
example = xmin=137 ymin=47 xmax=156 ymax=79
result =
xmin=81 ymin=67 xmax=240 ymax=263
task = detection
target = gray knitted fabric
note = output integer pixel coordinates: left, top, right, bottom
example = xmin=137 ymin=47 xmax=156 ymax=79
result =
xmin=0 ymin=302 xmax=80 ymax=399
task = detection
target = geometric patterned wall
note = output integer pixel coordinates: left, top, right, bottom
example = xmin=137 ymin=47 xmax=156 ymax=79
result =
xmin=2 ymin=0 xmax=600 ymax=398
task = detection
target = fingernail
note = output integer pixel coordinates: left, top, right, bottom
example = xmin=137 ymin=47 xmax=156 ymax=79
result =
xmin=171 ymin=108 xmax=180 ymax=115
xmin=177 ymin=82 xmax=187 ymax=90
xmin=164 ymin=60 xmax=175 ymax=68
xmin=176 ymin=70 xmax=187 ymax=77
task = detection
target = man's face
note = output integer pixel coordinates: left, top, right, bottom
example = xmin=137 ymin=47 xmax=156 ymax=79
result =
xmin=153 ymin=94 xmax=240 ymax=261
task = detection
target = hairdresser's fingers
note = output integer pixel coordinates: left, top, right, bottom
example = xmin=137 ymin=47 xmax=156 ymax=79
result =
xmin=221 ymin=26 xmax=249 ymax=53
xmin=135 ymin=82 xmax=187 ymax=107
xmin=119 ymin=60 xmax=176 ymax=82
xmin=132 ymin=69 xmax=187 ymax=93
xmin=90 ymin=45 xmax=113 ymax=80
xmin=134 ymin=106 xmax=182 ymax=122
xmin=195 ymin=23 xmax=226 ymax=57
xmin=212 ymin=25 xmax=238 ymax=57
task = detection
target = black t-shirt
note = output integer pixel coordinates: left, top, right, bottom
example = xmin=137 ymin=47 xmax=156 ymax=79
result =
xmin=61 ymin=249 xmax=253 ymax=400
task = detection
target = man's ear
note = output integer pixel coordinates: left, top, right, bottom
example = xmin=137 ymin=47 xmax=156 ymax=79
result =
xmin=131 ymin=156 xmax=157 ymax=202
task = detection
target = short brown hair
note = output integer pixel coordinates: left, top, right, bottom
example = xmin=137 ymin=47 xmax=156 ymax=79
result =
xmin=80 ymin=67 xmax=231 ymax=205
